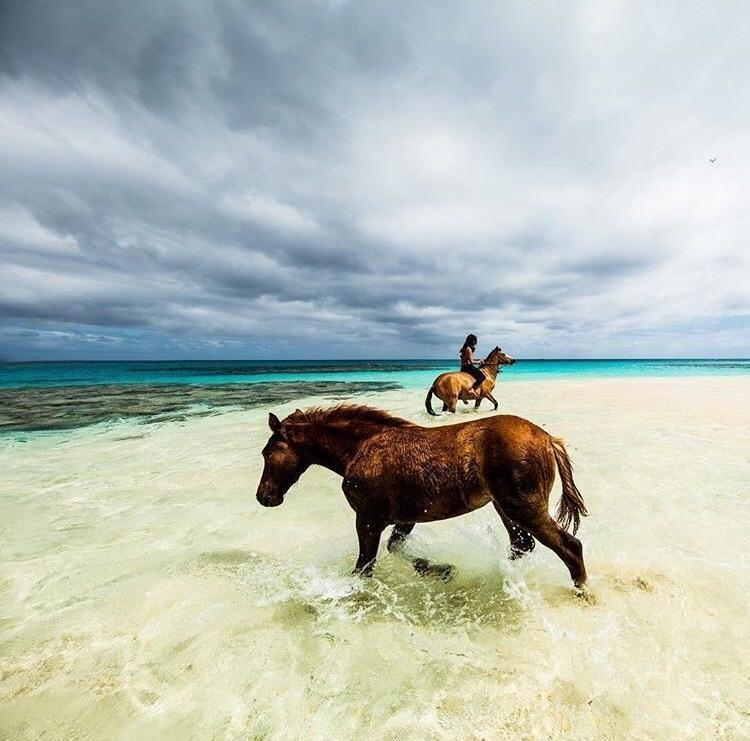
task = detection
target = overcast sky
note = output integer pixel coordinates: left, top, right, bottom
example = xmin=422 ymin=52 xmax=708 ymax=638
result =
xmin=1 ymin=1 xmax=748 ymax=360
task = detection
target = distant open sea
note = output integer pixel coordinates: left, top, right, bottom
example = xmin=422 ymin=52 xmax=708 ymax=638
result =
xmin=1 ymin=359 xmax=748 ymax=432
xmin=3 ymin=358 xmax=749 ymax=388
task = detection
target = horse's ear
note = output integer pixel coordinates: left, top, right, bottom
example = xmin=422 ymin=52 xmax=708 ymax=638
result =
xmin=268 ymin=412 xmax=281 ymax=433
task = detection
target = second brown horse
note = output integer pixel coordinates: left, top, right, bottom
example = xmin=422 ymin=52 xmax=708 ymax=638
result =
xmin=426 ymin=346 xmax=515 ymax=415
xmin=257 ymin=405 xmax=588 ymax=589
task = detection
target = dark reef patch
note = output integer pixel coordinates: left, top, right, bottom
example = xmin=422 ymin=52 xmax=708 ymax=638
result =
xmin=0 ymin=381 xmax=400 ymax=433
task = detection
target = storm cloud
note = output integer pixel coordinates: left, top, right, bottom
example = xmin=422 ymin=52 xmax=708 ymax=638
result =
xmin=1 ymin=0 xmax=748 ymax=359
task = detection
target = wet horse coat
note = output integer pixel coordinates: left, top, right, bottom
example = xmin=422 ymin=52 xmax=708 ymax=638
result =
xmin=256 ymin=405 xmax=588 ymax=588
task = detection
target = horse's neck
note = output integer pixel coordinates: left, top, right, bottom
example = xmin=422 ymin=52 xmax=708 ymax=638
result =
xmin=300 ymin=424 xmax=380 ymax=476
xmin=481 ymin=363 xmax=499 ymax=379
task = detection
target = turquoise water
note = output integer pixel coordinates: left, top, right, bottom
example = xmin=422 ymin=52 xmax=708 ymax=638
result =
xmin=3 ymin=359 xmax=748 ymax=432
xmin=3 ymin=370 xmax=750 ymax=737
xmin=1 ymin=358 xmax=748 ymax=389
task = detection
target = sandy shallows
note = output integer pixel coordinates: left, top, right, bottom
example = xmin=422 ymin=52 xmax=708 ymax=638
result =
xmin=1 ymin=377 xmax=749 ymax=739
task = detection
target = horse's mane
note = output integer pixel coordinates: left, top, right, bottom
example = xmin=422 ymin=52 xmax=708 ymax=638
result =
xmin=290 ymin=404 xmax=412 ymax=429
xmin=480 ymin=347 xmax=500 ymax=367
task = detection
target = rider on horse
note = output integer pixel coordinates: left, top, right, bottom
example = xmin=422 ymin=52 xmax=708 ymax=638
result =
xmin=460 ymin=333 xmax=486 ymax=392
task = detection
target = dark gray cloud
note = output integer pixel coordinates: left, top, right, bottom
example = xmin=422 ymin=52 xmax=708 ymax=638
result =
xmin=1 ymin=0 xmax=749 ymax=360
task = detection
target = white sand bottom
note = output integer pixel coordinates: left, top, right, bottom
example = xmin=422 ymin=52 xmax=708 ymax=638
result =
xmin=1 ymin=377 xmax=749 ymax=739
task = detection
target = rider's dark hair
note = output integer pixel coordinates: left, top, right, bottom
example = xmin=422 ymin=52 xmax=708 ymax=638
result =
xmin=462 ymin=334 xmax=478 ymax=350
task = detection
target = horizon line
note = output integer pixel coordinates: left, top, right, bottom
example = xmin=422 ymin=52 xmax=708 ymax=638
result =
xmin=2 ymin=357 xmax=749 ymax=364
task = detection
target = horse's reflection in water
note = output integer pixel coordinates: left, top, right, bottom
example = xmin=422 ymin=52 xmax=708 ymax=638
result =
xmin=256 ymin=405 xmax=588 ymax=591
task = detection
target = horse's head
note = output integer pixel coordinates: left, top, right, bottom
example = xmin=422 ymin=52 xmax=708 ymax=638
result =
xmin=256 ymin=412 xmax=310 ymax=507
xmin=485 ymin=346 xmax=515 ymax=367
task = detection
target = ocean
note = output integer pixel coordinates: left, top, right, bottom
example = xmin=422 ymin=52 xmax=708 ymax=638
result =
xmin=2 ymin=358 xmax=749 ymax=433
xmin=2 ymin=358 xmax=749 ymax=388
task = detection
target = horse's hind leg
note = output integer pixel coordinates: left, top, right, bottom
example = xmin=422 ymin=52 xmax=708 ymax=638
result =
xmin=387 ymin=523 xmax=415 ymax=553
xmin=520 ymin=515 xmax=587 ymax=588
xmin=492 ymin=502 xmax=535 ymax=559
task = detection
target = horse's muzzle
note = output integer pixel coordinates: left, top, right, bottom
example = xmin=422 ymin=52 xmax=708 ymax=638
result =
xmin=256 ymin=487 xmax=284 ymax=507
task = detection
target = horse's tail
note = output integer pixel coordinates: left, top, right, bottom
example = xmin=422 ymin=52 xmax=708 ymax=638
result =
xmin=425 ymin=385 xmax=438 ymax=416
xmin=550 ymin=437 xmax=588 ymax=535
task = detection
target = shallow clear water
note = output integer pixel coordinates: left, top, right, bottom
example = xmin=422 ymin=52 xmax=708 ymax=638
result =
xmin=1 ymin=378 xmax=748 ymax=738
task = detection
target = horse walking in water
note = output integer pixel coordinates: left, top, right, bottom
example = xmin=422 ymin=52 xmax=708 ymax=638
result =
xmin=425 ymin=346 xmax=515 ymax=415
xmin=256 ymin=405 xmax=588 ymax=590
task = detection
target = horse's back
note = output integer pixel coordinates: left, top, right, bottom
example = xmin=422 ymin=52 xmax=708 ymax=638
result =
xmin=354 ymin=414 xmax=549 ymax=474
xmin=468 ymin=414 xmax=552 ymax=451
xmin=433 ymin=370 xmax=473 ymax=395
xmin=433 ymin=371 xmax=463 ymax=385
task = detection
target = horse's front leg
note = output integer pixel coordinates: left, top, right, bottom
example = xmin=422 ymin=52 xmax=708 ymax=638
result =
xmin=387 ymin=521 xmax=454 ymax=580
xmin=486 ymin=391 xmax=499 ymax=410
xmin=353 ymin=514 xmax=385 ymax=576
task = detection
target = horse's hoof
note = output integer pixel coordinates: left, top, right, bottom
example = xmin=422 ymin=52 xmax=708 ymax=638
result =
xmin=412 ymin=558 xmax=455 ymax=581
xmin=436 ymin=563 xmax=455 ymax=581
xmin=353 ymin=563 xmax=375 ymax=578
xmin=575 ymin=584 xmax=596 ymax=604
xmin=412 ymin=557 xmax=429 ymax=575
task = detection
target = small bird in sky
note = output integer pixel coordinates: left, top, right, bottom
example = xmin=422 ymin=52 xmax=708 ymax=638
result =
xmin=709 ymin=158 xmax=717 ymax=163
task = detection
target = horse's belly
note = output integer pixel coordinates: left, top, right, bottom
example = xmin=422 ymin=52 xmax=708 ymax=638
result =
xmin=395 ymin=487 xmax=492 ymax=523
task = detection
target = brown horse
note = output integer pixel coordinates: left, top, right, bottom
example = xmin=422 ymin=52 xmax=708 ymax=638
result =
xmin=256 ymin=405 xmax=588 ymax=589
xmin=425 ymin=346 xmax=515 ymax=415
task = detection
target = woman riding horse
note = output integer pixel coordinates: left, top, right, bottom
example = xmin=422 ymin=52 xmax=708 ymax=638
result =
xmin=425 ymin=342 xmax=515 ymax=414
xmin=460 ymin=333 xmax=486 ymax=393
